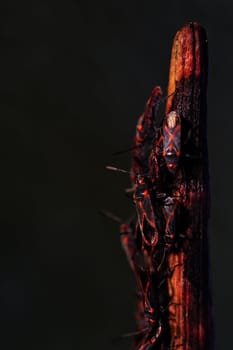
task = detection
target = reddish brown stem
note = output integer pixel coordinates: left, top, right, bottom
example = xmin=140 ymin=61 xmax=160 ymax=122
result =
xmin=165 ymin=22 xmax=213 ymax=350
xmin=116 ymin=22 xmax=213 ymax=350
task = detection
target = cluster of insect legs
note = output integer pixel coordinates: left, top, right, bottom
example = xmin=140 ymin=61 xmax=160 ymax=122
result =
xmin=105 ymin=85 xmax=194 ymax=349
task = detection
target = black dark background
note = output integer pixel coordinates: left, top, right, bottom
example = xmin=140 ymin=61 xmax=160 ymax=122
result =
xmin=0 ymin=0 xmax=232 ymax=349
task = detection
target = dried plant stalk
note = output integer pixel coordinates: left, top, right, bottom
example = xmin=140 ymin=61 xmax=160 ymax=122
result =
xmin=112 ymin=22 xmax=213 ymax=350
xmin=165 ymin=22 xmax=213 ymax=350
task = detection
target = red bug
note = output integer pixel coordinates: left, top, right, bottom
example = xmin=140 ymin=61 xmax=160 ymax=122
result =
xmin=104 ymin=166 xmax=160 ymax=249
xmin=119 ymin=220 xmax=182 ymax=349
xmin=120 ymin=221 xmax=137 ymax=272
xmin=136 ymin=320 xmax=162 ymax=350
xmin=135 ymin=86 xmax=162 ymax=145
xmin=120 ymin=219 xmax=152 ymax=289
xmin=134 ymin=175 xmax=159 ymax=247
xmin=119 ymin=221 xmax=162 ymax=347
xmin=131 ymin=87 xmax=164 ymax=248
xmin=132 ymin=86 xmax=163 ymax=181
xmin=156 ymin=196 xmax=180 ymax=270
xmin=162 ymin=111 xmax=181 ymax=174
xmin=162 ymin=196 xmax=177 ymax=248
xmin=134 ymin=278 xmax=164 ymax=350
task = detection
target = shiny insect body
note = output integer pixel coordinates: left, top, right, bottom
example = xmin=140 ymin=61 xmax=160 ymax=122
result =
xmin=132 ymin=86 xmax=162 ymax=181
xmin=134 ymin=274 xmax=173 ymax=350
xmin=162 ymin=111 xmax=181 ymax=174
xmin=162 ymin=197 xmax=177 ymax=248
xmin=119 ymin=221 xmax=162 ymax=347
xmin=119 ymin=220 xmax=182 ymax=349
xmin=120 ymin=221 xmax=137 ymax=271
xmin=134 ymin=175 xmax=159 ymax=247
xmin=136 ymin=320 xmax=162 ymax=350
xmin=135 ymin=86 xmax=162 ymax=145
xmin=119 ymin=219 xmax=153 ymax=290
xmin=156 ymin=195 xmax=180 ymax=270
xmin=136 ymin=262 xmax=184 ymax=349
xmin=132 ymin=87 xmax=164 ymax=248
xmin=134 ymin=280 xmax=161 ymax=350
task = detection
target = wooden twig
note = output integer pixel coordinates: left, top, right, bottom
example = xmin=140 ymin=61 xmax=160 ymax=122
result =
xmin=165 ymin=22 xmax=213 ymax=350
xmin=112 ymin=22 xmax=213 ymax=350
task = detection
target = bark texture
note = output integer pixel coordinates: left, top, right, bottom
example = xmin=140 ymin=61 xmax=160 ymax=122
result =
xmin=165 ymin=22 xmax=213 ymax=350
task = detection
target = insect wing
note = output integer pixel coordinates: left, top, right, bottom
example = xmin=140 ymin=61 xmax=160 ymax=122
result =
xmin=120 ymin=222 xmax=137 ymax=271
xmin=137 ymin=86 xmax=163 ymax=143
xmin=162 ymin=198 xmax=177 ymax=244
xmin=135 ymin=186 xmax=158 ymax=247
xmin=132 ymin=86 xmax=163 ymax=178
xmin=163 ymin=112 xmax=181 ymax=173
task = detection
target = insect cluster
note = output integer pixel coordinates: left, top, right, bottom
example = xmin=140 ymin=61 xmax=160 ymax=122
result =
xmin=117 ymin=86 xmax=194 ymax=350
xmin=105 ymin=22 xmax=212 ymax=350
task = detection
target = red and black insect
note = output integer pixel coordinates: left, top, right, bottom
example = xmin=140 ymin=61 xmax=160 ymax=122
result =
xmin=132 ymin=86 xmax=163 ymax=180
xmin=162 ymin=111 xmax=181 ymax=174
xmin=143 ymin=279 xmax=162 ymax=338
xmin=118 ymin=220 xmax=163 ymax=349
xmin=120 ymin=220 xmax=138 ymax=272
xmin=135 ymin=86 xmax=162 ymax=144
xmin=131 ymin=87 xmax=166 ymax=248
xmin=162 ymin=196 xmax=177 ymax=248
xmin=119 ymin=217 xmax=154 ymax=288
xmin=118 ymin=214 xmax=168 ymax=348
xmin=134 ymin=175 xmax=159 ymax=247
xmin=105 ymin=166 xmax=161 ymax=249
xmin=156 ymin=194 xmax=184 ymax=270
xmin=133 ymin=266 xmax=180 ymax=350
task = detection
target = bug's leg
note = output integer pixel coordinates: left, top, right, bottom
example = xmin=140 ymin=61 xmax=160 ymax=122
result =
xmin=157 ymin=246 xmax=169 ymax=272
xmin=134 ymin=179 xmax=159 ymax=247
xmin=158 ymin=263 xmax=183 ymax=289
xmin=125 ymin=185 xmax=136 ymax=194
xmin=120 ymin=219 xmax=142 ymax=273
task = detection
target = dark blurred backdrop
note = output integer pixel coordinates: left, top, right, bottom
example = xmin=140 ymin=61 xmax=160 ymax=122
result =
xmin=0 ymin=0 xmax=232 ymax=349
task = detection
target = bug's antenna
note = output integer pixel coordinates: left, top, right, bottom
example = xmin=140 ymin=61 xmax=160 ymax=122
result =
xmin=105 ymin=165 xmax=131 ymax=175
xmin=161 ymin=89 xmax=177 ymax=103
xmin=125 ymin=186 xmax=135 ymax=194
xmin=113 ymin=90 xmax=177 ymax=157
xmin=112 ymin=327 xmax=148 ymax=344
xmin=106 ymin=165 xmax=154 ymax=182
xmin=112 ymin=143 xmax=143 ymax=156
xmin=157 ymin=247 xmax=168 ymax=272
xmin=99 ymin=209 xmax=122 ymax=223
